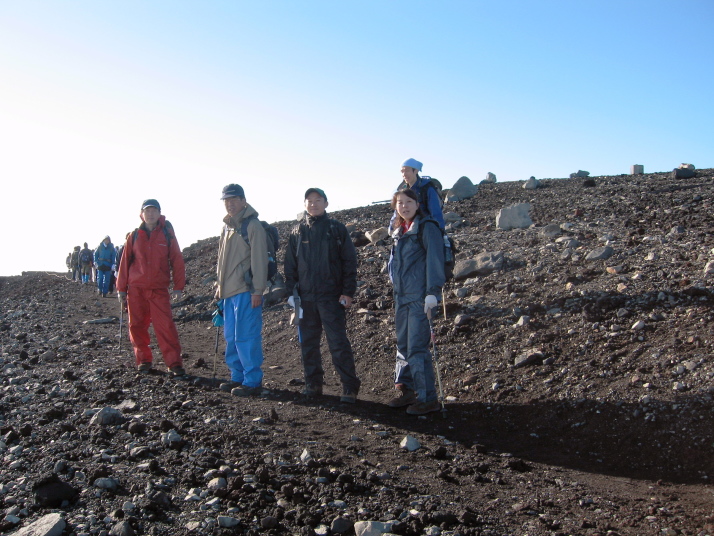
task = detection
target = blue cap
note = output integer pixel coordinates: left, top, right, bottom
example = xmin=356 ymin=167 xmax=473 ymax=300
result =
xmin=402 ymin=158 xmax=423 ymax=172
xmin=141 ymin=199 xmax=161 ymax=211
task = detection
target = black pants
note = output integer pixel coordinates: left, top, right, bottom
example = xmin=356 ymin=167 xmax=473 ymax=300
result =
xmin=298 ymin=299 xmax=360 ymax=393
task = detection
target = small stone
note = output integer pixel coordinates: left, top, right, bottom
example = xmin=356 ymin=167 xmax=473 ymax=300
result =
xmin=217 ymin=516 xmax=241 ymax=528
xmin=400 ymin=435 xmax=421 ymax=452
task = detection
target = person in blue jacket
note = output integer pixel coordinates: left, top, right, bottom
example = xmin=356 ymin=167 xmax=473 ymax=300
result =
xmin=94 ymin=235 xmax=117 ymax=297
xmin=389 ymin=158 xmax=445 ymax=232
xmin=387 ymin=188 xmax=445 ymax=415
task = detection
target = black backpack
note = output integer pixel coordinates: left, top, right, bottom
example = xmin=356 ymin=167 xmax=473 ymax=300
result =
xmin=80 ymin=250 xmax=92 ymax=263
xmin=240 ymin=215 xmax=280 ymax=283
xmin=417 ymin=219 xmax=456 ymax=281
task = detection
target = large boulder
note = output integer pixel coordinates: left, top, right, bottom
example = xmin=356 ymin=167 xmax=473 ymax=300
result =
xmin=496 ymin=203 xmax=532 ymax=230
xmin=445 ymin=176 xmax=477 ymax=202
xmin=453 ymin=251 xmax=504 ymax=280
xmin=523 ymin=177 xmax=539 ymax=190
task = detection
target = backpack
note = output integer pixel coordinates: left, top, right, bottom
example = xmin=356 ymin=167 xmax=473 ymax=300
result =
xmin=80 ymin=250 xmax=92 ymax=263
xmin=417 ymin=219 xmax=456 ymax=281
xmin=240 ymin=215 xmax=280 ymax=284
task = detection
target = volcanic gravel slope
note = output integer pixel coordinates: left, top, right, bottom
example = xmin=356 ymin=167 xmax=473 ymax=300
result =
xmin=2 ymin=169 xmax=714 ymax=536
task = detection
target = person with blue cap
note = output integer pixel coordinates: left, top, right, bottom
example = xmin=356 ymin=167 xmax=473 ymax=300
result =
xmin=390 ymin=158 xmax=445 ymax=232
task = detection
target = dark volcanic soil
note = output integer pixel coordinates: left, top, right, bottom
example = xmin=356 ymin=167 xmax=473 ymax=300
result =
xmin=2 ymin=169 xmax=714 ymax=536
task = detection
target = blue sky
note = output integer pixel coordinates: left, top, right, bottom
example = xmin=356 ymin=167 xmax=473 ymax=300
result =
xmin=1 ymin=1 xmax=712 ymax=276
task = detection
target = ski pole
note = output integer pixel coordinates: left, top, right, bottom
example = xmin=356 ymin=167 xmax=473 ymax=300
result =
xmin=427 ymin=312 xmax=447 ymax=417
xmin=119 ymin=306 xmax=123 ymax=352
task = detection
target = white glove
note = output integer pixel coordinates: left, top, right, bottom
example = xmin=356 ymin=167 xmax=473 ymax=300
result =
xmin=287 ymin=296 xmax=295 ymax=308
xmin=424 ymin=295 xmax=438 ymax=315
xmin=111 ymin=264 xmax=117 ymax=271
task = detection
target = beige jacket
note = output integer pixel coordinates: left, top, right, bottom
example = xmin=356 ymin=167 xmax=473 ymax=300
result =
xmin=216 ymin=204 xmax=269 ymax=299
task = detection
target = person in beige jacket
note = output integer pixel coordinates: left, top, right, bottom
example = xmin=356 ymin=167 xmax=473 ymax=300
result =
xmin=216 ymin=183 xmax=269 ymax=396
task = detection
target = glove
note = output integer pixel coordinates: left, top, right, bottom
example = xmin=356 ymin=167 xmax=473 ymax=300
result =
xmin=118 ymin=292 xmax=127 ymax=308
xmin=424 ymin=295 xmax=438 ymax=315
xmin=171 ymin=290 xmax=183 ymax=301
xmin=287 ymin=296 xmax=295 ymax=308
xmin=111 ymin=264 xmax=117 ymax=271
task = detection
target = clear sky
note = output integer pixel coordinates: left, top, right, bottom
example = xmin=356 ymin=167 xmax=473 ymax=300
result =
xmin=1 ymin=1 xmax=712 ymax=276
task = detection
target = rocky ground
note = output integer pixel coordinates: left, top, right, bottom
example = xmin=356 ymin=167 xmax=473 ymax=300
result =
xmin=2 ymin=168 xmax=714 ymax=536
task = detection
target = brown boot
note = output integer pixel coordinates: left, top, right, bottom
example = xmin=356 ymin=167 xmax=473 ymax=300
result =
xmin=387 ymin=385 xmax=417 ymax=408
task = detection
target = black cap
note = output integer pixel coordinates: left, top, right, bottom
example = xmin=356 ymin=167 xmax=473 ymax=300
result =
xmin=221 ymin=184 xmax=245 ymax=199
xmin=141 ymin=199 xmax=161 ymax=211
xmin=304 ymin=187 xmax=327 ymax=201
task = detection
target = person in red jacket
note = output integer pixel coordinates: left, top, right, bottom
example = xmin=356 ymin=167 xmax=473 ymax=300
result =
xmin=116 ymin=199 xmax=187 ymax=378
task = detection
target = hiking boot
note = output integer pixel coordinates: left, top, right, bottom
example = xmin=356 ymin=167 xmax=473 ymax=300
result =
xmin=169 ymin=366 xmax=188 ymax=379
xmin=220 ymin=381 xmax=242 ymax=393
xmin=387 ymin=386 xmax=417 ymax=408
xmin=231 ymin=385 xmax=263 ymax=397
xmin=302 ymin=384 xmax=323 ymax=397
xmin=340 ymin=390 xmax=357 ymax=404
xmin=406 ymin=399 xmax=441 ymax=415
xmin=137 ymin=363 xmax=152 ymax=373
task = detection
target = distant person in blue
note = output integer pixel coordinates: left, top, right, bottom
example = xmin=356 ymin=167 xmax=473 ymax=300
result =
xmin=389 ymin=158 xmax=445 ymax=232
xmin=79 ymin=242 xmax=94 ymax=284
xmin=94 ymin=235 xmax=117 ymax=297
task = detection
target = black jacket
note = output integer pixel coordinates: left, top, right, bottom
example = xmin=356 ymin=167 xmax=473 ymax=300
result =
xmin=284 ymin=213 xmax=357 ymax=301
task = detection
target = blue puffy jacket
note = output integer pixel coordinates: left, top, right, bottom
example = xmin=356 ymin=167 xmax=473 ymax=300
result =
xmin=388 ymin=216 xmax=445 ymax=305
xmin=94 ymin=242 xmax=117 ymax=269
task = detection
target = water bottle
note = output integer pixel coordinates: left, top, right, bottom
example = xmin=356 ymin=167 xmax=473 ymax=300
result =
xmin=443 ymin=234 xmax=453 ymax=264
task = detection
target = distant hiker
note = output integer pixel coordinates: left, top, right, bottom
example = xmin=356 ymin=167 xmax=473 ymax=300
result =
xmin=70 ymin=246 xmax=81 ymax=282
xmin=79 ymin=242 xmax=93 ymax=284
xmin=284 ymin=188 xmax=361 ymax=403
xmin=389 ymin=158 xmax=445 ymax=232
xmin=94 ymin=236 xmax=117 ymax=297
xmin=116 ymin=199 xmax=187 ymax=378
xmin=387 ymin=189 xmax=445 ymax=415
xmin=215 ymin=184 xmax=268 ymax=397
xmin=66 ymin=252 xmax=71 ymax=271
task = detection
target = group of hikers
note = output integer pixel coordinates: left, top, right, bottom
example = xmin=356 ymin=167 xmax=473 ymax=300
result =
xmin=66 ymin=238 xmax=123 ymax=297
xmin=100 ymin=157 xmax=447 ymax=415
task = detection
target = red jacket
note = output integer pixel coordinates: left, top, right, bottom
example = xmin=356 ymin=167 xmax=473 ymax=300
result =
xmin=117 ymin=216 xmax=186 ymax=292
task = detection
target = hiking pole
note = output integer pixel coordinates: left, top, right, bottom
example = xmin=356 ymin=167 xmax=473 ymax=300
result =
xmin=427 ymin=311 xmax=447 ymax=418
xmin=212 ymin=327 xmax=219 ymax=386
xmin=211 ymin=300 xmax=224 ymax=387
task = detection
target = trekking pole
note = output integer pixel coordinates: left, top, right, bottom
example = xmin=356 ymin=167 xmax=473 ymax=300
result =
xmin=119 ymin=306 xmax=123 ymax=352
xmin=212 ymin=327 xmax=219 ymax=386
xmin=427 ymin=311 xmax=447 ymax=418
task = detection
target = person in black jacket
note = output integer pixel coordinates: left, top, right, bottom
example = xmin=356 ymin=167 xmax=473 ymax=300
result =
xmin=284 ymin=188 xmax=361 ymax=403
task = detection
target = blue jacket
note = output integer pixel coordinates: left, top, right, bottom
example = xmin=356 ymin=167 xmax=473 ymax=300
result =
xmin=388 ymin=216 xmax=445 ymax=305
xmin=94 ymin=242 xmax=117 ymax=269
xmin=390 ymin=178 xmax=445 ymax=232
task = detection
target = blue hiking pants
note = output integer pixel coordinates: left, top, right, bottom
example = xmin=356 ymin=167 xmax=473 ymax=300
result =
xmin=97 ymin=268 xmax=112 ymax=295
xmin=394 ymin=299 xmax=437 ymax=403
xmin=223 ymin=291 xmax=264 ymax=388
